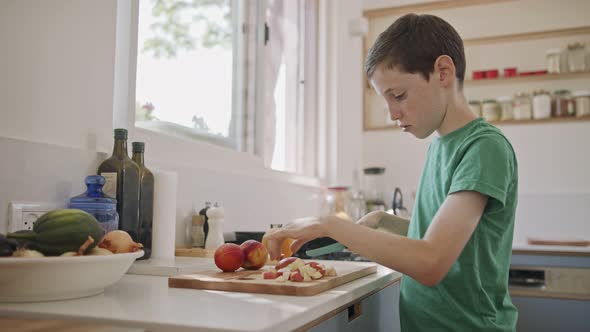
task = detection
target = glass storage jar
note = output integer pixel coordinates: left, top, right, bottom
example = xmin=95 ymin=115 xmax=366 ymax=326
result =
xmin=546 ymin=48 xmax=562 ymax=74
xmin=532 ymin=90 xmax=551 ymax=119
xmin=69 ymin=175 xmax=119 ymax=233
xmin=497 ymin=96 xmax=514 ymax=121
xmin=554 ymin=90 xmax=575 ymax=117
xmin=482 ymin=100 xmax=501 ymax=122
xmin=468 ymin=100 xmax=482 ymax=117
xmin=567 ymin=43 xmax=587 ymax=72
xmin=513 ymin=93 xmax=532 ymax=120
xmin=572 ymin=90 xmax=590 ymax=117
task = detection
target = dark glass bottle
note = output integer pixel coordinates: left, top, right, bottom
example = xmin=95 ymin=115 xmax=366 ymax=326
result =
xmin=199 ymin=202 xmax=212 ymax=241
xmin=132 ymin=142 xmax=154 ymax=260
xmin=98 ymin=129 xmax=140 ymax=242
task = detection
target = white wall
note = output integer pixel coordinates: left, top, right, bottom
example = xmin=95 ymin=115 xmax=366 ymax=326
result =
xmin=0 ymin=0 xmax=321 ymax=247
xmin=360 ymin=0 xmax=590 ymax=243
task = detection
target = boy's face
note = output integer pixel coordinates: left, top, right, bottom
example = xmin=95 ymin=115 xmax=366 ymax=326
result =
xmin=370 ymin=64 xmax=447 ymax=139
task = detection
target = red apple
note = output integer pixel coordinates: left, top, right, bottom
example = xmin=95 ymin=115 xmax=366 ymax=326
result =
xmin=214 ymin=243 xmax=245 ymax=272
xmin=240 ymin=240 xmax=268 ymax=270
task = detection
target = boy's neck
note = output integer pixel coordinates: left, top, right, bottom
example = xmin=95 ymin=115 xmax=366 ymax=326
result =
xmin=436 ymin=90 xmax=477 ymax=137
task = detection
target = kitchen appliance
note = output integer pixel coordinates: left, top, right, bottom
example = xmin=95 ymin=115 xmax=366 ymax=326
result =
xmin=363 ymin=167 xmax=386 ymax=212
xmin=169 ymin=261 xmax=377 ymax=296
xmin=509 ymin=251 xmax=590 ymax=331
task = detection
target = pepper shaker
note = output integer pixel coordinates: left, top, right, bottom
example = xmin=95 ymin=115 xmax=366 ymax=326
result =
xmin=204 ymin=203 xmax=225 ymax=250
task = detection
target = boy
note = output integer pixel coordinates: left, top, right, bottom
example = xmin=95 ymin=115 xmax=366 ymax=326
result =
xmin=265 ymin=14 xmax=518 ymax=331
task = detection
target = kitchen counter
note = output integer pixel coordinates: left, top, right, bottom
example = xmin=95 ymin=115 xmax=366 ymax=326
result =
xmin=512 ymin=244 xmax=590 ymax=257
xmin=0 ymin=258 xmax=402 ymax=332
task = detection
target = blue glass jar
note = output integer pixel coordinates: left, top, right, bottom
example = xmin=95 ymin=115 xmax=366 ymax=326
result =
xmin=69 ymin=175 xmax=119 ymax=233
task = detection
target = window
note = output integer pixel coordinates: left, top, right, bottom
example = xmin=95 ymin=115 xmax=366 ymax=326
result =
xmin=134 ymin=0 xmax=318 ymax=176
xmin=135 ymin=0 xmax=244 ymax=148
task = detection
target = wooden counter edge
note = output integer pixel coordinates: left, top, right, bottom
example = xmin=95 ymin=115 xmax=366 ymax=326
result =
xmin=512 ymin=249 xmax=590 ymax=257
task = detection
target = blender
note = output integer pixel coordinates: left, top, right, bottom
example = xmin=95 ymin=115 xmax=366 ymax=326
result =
xmin=363 ymin=167 xmax=386 ymax=212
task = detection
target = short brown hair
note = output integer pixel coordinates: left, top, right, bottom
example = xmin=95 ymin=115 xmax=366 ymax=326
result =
xmin=365 ymin=14 xmax=465 ymax=88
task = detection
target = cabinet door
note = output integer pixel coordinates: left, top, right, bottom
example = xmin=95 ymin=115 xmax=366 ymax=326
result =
xmin=311 ymin=282 xmax=400 ymax=332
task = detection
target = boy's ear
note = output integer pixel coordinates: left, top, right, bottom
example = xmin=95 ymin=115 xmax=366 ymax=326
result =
xmin=434 ymin=55 xmax=455 ymax=88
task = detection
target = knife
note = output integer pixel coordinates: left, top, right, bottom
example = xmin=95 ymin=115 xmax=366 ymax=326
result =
xmin=305 ymin=242 xmax=346 ymax=257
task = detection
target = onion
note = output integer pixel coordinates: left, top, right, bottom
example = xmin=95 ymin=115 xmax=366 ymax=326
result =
xmin=88 ymin=247 xmax=114 ymax=256
xmin=12 ymin=249 xmax=44 ymax=258
xmin=98 ymin=230 xmax=143 ymax=254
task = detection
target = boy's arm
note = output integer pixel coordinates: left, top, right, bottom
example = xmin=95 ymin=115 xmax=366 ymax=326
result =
xmin=327 ymin=190 xmax=487 ymax=286
xmin=266 ymin=190 xmax=487 ymax=287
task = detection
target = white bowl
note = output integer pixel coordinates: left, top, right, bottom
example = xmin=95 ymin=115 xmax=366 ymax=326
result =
xmin=0 ymin=250 xmax=144 ymax=302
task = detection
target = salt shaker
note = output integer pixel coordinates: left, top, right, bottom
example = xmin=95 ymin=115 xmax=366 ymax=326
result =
xmin=204 ymin=203 xmax=225 ymax=250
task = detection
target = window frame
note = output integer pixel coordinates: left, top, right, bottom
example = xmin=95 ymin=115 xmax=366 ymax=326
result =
xmin=119 ymin=0 xmax=322 ymax=185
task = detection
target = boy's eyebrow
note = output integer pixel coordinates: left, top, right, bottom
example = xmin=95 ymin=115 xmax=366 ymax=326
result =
xmin=383 ymin=88 xmax=402 ymax=95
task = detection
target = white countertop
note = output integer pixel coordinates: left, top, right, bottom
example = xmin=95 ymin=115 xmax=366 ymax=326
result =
xmin=0 ymin=259 xmax=401 ymax=332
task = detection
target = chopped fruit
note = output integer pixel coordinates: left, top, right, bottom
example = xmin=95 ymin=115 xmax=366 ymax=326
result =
xmin=289 ymin=271 xmax=304 ymax=282
xmin=288 ymin=258 xmax=305 ymax=271
xmin=325 ymin=266 xmax=337 ymax=277
xmin=275 ymin=257 xmax=298 ymax=270
xmin=263 ymin=270 xmax=279 ymax=279
xmin=306 ymin=262 xmax=326 ymax=277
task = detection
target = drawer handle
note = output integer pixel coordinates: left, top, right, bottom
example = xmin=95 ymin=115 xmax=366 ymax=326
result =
xmin=347 ymin=302 xmax=362 ymax=322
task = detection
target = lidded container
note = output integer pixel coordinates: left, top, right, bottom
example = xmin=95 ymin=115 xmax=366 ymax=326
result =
xmin=532 ymin=90 xmax=552 ymax=119
xmin=572 ymin=90 xmax=590 ymax=117
xmin=468 ymin=100 xmax=482 ymax=117
xmin=326 ymin=186 xmax=351 ymax=216
xmin=553 ymin=90 xmax=575 ymax=117
xmin=513 ymin=92 xmax=533 ymax=120
xmin=497 ymin=96 xmax=514 ymax=121
xmin=69 ymin=175 xmax=119 ymax=233
xmin=545 ymin=48 xmax=562 ymax=74
xmin=567 ymin=43 xmax=587 ymax=72
xmin=363 ymin=167 xmax=386 ymax=212
xmin=482 ymin=99 xmax=501 ymax=122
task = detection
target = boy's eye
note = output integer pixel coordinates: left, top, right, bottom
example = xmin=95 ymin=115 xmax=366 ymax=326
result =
xmin=393 ymin=92 xmax=406 ymax=101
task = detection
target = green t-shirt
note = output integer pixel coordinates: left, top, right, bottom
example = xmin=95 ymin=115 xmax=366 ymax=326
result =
xmin=400 ymin=118 xmax=518 ymax=331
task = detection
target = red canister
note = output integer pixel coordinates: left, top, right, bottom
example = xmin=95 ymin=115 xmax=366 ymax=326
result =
xmin=486 ymin=69 xmax=499 ymax=79
xmin=503 ymin=67 xmax=517 ymax=77
xmin=472 ymin=70 xmax=486 ymax=80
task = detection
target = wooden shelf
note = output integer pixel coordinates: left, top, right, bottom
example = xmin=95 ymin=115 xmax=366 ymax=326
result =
xmin=365 ymin=115 xmax=590 ymax=132
xmin=465 ymin=71 xmax=590 ymax=86
xmin=363 ymin=0 xmax=512 ymax=18
xmin=464 ymin=26 xmax=590 ymax=46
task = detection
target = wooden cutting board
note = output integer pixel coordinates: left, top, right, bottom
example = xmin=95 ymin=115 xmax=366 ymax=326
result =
xmin=168 ymin=261 xmax=378 ymax=296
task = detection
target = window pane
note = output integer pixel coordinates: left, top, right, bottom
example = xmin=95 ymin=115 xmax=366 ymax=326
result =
xmin=268 ymin=0 xmax=304 ymax=173
xmin=135 ymin=0 xmax=237 ymax=143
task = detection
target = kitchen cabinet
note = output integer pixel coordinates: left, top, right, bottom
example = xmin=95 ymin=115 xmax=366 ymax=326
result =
xmin=311 ymin=282 xmax=400 ymax=332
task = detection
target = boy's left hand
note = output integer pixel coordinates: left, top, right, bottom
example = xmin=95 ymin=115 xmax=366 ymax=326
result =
xmin=264 ymin=216 xmax=335 ymax=260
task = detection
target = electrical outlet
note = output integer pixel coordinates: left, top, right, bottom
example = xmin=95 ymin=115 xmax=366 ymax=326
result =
xmin=8 ymin=201 xmax=61 ymax=232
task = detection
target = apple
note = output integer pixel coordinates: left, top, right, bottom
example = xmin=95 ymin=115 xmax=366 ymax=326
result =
xmin=262 ymin=270 xmax=284 ymax=280
xmin=275 ymin=257 xmax=298 ymax=270
xmin=240 ymin=240 xmax=269 ymax=270
xmin=214 ymin=243 xmax=245 ymax=272
xmin=306 ymin=262 xmax=326 ymax=277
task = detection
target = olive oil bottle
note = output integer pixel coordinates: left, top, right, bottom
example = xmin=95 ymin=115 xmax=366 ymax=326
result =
xmin=98 ymin=129 xmax=140 ymax=242
xmin=132 ymin=142 xmax=154 ymax=259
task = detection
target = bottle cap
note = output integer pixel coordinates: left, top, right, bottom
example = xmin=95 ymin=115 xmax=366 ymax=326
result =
xmin=114 ymin=128 xmax=128 ymax=139
xmin=132 ymin=142 xmax=145 ymax=153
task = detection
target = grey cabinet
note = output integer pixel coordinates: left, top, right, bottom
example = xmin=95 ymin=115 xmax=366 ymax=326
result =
xmin=311 ymin=282 xmax=400 ymax=332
